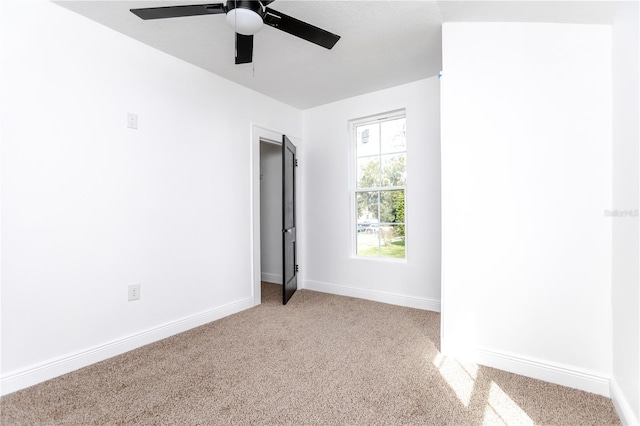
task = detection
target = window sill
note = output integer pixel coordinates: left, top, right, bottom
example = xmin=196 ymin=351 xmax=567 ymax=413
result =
xmin=351 ymin=255 xmax=408 ymax=264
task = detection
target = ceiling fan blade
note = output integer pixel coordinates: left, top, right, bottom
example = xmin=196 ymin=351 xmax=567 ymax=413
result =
xmin=259 ymin=0 xmax=277 ymax=6
xmin=263 ymin=7 xmax=340 ymax=50
xmin=130 ymin=3 xmax=225 ymax=20
xmin=235 ymin=33 xmax=254 ymax=64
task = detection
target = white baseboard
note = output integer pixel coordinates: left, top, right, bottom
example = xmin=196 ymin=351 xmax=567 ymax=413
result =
xmin=611 ymin=377 xmax=639 ymax=426
xmin=0 ymin=297 xmax=254 ymax=396
xmin=470 ymin=346 xmax=611 ymax=397
xmin=261 ymin=272 xmax=282 ymax=284
xmin=302 ymin=280 xmax=441 ymax=312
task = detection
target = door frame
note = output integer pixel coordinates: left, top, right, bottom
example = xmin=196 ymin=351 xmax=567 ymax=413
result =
xmin=251 ymin=124 xmax=286 ymax=306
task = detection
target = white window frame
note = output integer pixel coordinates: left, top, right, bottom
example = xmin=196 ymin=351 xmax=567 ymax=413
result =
xmin=349 ymin=109 xmax=407 ymax=261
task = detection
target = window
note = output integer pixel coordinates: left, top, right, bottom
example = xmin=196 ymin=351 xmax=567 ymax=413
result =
xmin=352 ymin=112 xmax=406 ymax=259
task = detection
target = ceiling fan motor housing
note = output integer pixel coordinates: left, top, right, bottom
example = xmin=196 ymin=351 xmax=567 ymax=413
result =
xmin=226 ymin=0 xmax=265 ymax=35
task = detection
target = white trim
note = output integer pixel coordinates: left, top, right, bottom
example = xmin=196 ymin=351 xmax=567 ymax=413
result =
xmin=250 ymin=124 xmax=286 ymax=307
xmin=469 ymin=346 xmax=611 ymax=397
xmin=303 ymin=279 xmax=440 ymax=312
xmin=0 ymin=297 xmax=254 ymax=396
xmin=261 ymin=272 xmax=283 ymax=284
xmin=611 ymin=377 xmax=639 ymax=426
xmin=349 ymin=109 xmax=407 ymax=127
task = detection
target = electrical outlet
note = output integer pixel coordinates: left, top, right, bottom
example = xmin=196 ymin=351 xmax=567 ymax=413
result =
xmin=128 ymin=283 xmax=140 ymax=301
xmin=127 ymin=112 xmax=138 ymax=129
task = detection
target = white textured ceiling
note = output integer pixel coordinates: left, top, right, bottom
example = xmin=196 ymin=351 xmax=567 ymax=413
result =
xmin=55 ymin=0 xmax=622 ymax=109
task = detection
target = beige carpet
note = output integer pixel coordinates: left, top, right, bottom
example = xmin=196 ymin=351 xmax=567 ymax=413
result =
xmin=1 ymin=283 xmax=620 ymax=425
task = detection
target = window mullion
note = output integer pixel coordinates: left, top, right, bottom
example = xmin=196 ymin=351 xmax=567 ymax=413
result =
xmin=356 ymin=150 xmax=406 ymax=159
xmin=356 ymin=186 xmax=405 ymax=192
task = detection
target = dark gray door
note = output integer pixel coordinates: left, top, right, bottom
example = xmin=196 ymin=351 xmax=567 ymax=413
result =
xmin=282 ymin=135 xmax=297 ymax=305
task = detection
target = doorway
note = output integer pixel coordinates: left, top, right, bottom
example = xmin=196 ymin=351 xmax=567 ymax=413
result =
xmin=259 ymin=139 xmax=283 ymax=287
xmin=251 ymin=125 xmax=298 ymax=306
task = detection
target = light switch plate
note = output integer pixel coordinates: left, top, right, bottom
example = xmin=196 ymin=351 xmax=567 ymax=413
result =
xmin=127 ymin=112 xmax=138 ymax=129
xmin=128 ymin=283 xmax=140 ymax=301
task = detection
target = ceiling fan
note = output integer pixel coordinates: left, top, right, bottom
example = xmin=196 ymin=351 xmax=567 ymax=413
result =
xmin=130 ymin=0 xmax=341 ymax=65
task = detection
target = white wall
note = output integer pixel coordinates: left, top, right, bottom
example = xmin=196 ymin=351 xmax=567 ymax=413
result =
xmin=611 ymin=2 xmax=640 ymax=424
xmin=301 ymin=78 xmax=441 ymax=311
xmin=441 ymin=23 xmax=613 ymax=396
xmin=0 ymin=0 xmax=301 ymax=394
xmin=260 ymin=142 xmax=283 ymax=284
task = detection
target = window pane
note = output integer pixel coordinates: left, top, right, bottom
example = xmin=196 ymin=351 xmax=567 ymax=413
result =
xmin=380 ymin=118 xmax=406 ymax=154
xmin=380 ymin=154 xmax=406 ymax=187
xmin=379 ymin=190 xmax=405 ymax=226
xmin=379 ymin=224 xmax=406 ymax=258
xmin=356 ymin=191 xmax=379 ymax=224
xmin=357 ymin=157 xmax=380 ymax=188
xmin=356 ymin=191 xmax=380 ymax=257
xmin=357 ymin=228 xmax=380 ymax=257
xmin=356 ymin=123 xmax=380 ymax=157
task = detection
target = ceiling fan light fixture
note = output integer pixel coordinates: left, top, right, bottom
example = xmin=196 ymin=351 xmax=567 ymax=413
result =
xmin=226 ymin=7 xmax=264 ymax=35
